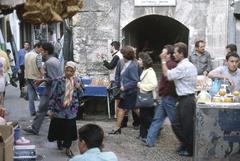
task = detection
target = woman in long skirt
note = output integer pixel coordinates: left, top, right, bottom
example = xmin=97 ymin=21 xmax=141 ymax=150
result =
xmin=47 ymin=61 xmax=83 ymax=158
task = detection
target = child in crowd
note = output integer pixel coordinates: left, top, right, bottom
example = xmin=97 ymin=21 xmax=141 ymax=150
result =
xmin=70 ymin=124 xmax=118 ymax=161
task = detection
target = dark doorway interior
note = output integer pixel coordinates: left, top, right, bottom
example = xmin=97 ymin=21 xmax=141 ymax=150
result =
xmin=122 ymin=15 xmax=189 ymax=78
xmin=123 ymin=15 xmax=189 ymax=59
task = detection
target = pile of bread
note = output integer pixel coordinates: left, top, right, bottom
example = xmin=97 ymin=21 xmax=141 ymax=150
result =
xmin=17 ymin=0 xmax=84 ymax=24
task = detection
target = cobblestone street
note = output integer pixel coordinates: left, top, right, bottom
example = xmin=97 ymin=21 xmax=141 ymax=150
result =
xmin=5 ymin=86 xmax=192 ymax=161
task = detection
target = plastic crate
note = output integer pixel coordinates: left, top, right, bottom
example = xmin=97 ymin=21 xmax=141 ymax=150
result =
xmin=83 ymin=86 xmax=107 ymax=97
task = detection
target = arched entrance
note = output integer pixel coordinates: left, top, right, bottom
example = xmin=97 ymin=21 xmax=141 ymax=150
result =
xmin=122 ymin=15 xmax=189 ymax=77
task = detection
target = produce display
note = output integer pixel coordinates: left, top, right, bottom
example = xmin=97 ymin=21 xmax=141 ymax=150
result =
xmin=90 ymin=79 xmax=110 ymax=87
xmin=197 ymin=77 xmax=240 ymax=103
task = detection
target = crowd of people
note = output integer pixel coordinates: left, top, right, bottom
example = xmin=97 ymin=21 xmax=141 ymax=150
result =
xmin=13 ymin=41 xmax=115 ymax=159
xmin=102 ymin=40 xmax=239 ymax=159
xmin=1 ymin=38 xmax=239 ymax=160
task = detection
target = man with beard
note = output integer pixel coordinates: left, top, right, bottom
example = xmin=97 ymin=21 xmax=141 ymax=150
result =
xmin=189 ymin=40 xmax=212 ymax=75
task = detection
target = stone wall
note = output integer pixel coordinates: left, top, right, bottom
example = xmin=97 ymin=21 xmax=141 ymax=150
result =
xmin=73 ymin=0 xmax=230 ymax=78
xmin=120 ymin=0 xmax=228 ymax=57
xmin=72 ymin=0 xmax=120 ymax=78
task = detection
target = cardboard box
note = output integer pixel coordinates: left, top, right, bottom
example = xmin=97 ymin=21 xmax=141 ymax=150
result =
xmin=0 ymin=125 xmax=13 ymax=161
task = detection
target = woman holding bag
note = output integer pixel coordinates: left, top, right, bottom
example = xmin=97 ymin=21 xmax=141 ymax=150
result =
xmin=109 ymin=46 xmax=140 ymax=135
xmin=136 ymin=52 xmax=158 ymax=140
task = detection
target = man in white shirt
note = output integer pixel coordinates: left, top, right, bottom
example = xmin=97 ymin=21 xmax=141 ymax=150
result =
xmin=160 ymin=42 xmax=197 ymax=157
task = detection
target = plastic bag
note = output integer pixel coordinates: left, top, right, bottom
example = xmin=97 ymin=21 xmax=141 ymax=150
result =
xmin=209 ymin=78 xmax=221 ymax=97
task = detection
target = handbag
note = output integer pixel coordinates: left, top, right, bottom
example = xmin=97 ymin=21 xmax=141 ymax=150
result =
xmin=136 ymin=91 xmax=154 ymax=108
xmin=136 ymin=69 xmax=154 ymax=108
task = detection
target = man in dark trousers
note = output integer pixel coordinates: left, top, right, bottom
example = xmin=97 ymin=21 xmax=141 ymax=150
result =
xmin=16 ymin=41 xmax=31 ymax=97
xmin=160 ymin=42 xmax=197 ymax=157
xmin=23 ymin=42 xmax=63 ymax=135
xmin=103 ymin=41 xmax=123 ymax=117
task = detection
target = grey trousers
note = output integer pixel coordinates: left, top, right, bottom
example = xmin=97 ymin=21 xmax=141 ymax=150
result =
xmin=31 ymin=95 xmax=49 ymax=133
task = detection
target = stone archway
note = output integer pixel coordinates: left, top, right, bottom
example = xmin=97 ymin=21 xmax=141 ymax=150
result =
xmin=122 ymin=15 xmax=189 ymax=78
xmin=122 ymin=14 xmax=189 ymax=61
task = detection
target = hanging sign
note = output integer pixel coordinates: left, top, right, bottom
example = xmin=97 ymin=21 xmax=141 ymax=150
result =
xmin=134 ymin=0 xmax=176 ymax=6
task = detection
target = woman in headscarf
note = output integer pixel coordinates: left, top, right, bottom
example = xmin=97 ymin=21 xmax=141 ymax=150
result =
xmin=47 ymin=61 xmax=83 ymax=158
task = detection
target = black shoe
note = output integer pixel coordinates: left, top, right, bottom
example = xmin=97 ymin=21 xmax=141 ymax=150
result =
xmin=141 ymin=139 xmax=154 ymax=147
xmin=10 ymin=79 xmax=18 ymax=88
xmin=31 ymin=112 xmax=36 ymax=116
xmin=108 ymin=128 xmax=121 ymax=135
xmin=23 ymin=127 xmax=38 ymax=135
xmin=133 ymin=125 xmax=139 ymax=130
xmin=177 ymin=150 xmax=193 ymax=157
xmin=176 ymin=144 xmax=187 ymax=153
xmin=121 ymin=124 xmax=127 ymax=128
xmin=66 ymin=148 xmax=74 ymax=158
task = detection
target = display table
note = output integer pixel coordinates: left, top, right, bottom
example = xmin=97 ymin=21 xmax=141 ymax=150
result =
xmin=194 ymin=103 xmax=240 ymax=161
xmin=36 ymin=80 xmax=111 ymax=119
xmin=83 ymin=85 xmax=111 ymax=119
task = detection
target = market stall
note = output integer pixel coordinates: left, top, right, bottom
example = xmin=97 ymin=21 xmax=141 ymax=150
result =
xmin=195 ymin=76 xmax=240 ymax=161
xmin=194 ymin=103 xmax=240 ymax=161
xmin=36 ymin=77 xmax=112 ymax=119
xmin=81 ymin=77 xmax=111 ymax=119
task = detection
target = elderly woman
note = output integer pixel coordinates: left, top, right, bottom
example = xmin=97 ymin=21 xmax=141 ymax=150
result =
xmin=47 ymin=61 xmax=83 ymax=158
xmin=109 ymin=46 xmax=140 ymax=134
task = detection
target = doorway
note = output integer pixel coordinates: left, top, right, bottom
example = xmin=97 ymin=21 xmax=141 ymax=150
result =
xmin=122 ymin=15 xmax=189 ymax=78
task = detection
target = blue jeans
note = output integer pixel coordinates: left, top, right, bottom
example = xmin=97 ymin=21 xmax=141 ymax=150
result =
xmin=146 ymin=96 xmax=177 ymax=146
xmin=27 ymin=80 xmax=38 ymax=115
xmin=11 ymin=66 xmax=17 ymax=78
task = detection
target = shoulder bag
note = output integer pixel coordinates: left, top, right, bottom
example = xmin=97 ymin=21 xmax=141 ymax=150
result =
xmin=135 ymin=70 xmax=154 ymax=108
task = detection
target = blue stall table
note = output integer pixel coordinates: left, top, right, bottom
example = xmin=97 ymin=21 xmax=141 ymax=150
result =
xmin=36 ymin=78 xmax=112 ymax=119
xmin=83 ymin=85 xmax=111 ymax=119
xmin=194 ymin=103 xmax=240 ymax=161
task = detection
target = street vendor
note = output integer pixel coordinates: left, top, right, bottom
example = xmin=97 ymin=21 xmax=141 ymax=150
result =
xmin=208 ymin=52 xmax=240 ymax=92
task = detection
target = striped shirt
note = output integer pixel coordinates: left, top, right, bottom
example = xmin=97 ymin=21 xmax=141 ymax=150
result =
xmin=167 ymin=58 xmax=197 ymax=96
